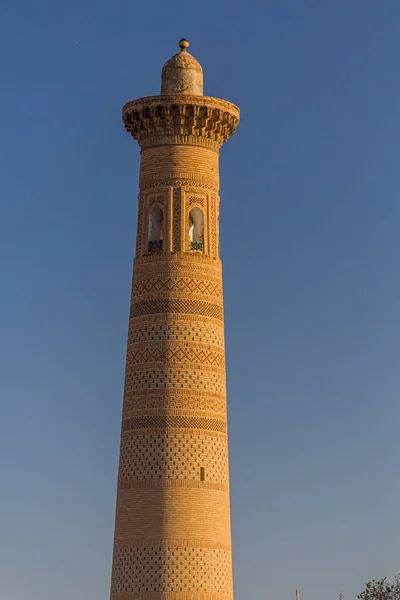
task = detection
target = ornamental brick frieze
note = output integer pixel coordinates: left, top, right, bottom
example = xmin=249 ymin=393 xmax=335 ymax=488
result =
xmin=129 ymin=298 xmax=224 ymax=321
xmin=130 ymin=293 xmax=223 ymax=312
xmin=141 ymin=147 xmax=219 ymax=187
xmin=139 ymin=177 xmax=219 ymax=192
xmin=121 ymin=415 xmax=227 ymax=434
xmin=132 ymin=255 xmax=222 ymax=279
xmin=123 ymin=398 xmax=226 ymax=416
xmin=127 ymin=319 xmax=225 ymax=349
xmin=118 ymin=480 xmax=229 ymax=493
xmin=141 ymin=134 xmax=223 ymax=151
xmin=126 ymin=346 xmax=225 ymax=369
xmin=131 ymin=277 xmax=222 ymax=299
xmin=130 ymin=282 xmax=223 ymax=305
xmin=126 ymin=312 xmax=226 ymax=333
xmin=122 ymin=409 xmax=227 ymax=423
xmin=126 ymin=340 xmax=225 ymax=358
xmin=122 ymin=386 xmax=226 ymax=399
xmin=125 ymin=361 xmax=226 ymax=378
xmin=123 ymin=367 xmax=226 ymax=396
xmin=114 ymin=538 xmax=232 ymax=552
xmin=122 ymin=392 xmax=227 ymax=415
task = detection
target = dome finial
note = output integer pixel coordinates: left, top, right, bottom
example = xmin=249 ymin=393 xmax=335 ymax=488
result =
xmin=161 ymin=40 xmax=203 ymax=95
xmin=179 ymin=38 xmax=189 ymax=52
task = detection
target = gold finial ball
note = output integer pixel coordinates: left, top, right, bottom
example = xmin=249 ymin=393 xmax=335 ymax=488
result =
xmin=179 ymin=38 xmax=190 ymax=51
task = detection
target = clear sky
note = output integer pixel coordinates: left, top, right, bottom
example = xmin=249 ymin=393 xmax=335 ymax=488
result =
xmin=1 ymin=1 xmax=400 ymax=599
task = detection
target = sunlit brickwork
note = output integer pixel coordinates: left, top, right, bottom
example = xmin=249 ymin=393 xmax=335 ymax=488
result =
xmin=110 ymin=39 xmax=239 ymax=600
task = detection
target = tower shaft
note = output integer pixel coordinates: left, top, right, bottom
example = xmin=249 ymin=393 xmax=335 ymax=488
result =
xmin=110 ymin=43 xmax=239 ymax=600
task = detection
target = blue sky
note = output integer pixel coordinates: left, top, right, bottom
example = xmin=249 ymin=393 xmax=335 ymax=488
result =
xmin=1 ymin=1 xmax=400 ymax=599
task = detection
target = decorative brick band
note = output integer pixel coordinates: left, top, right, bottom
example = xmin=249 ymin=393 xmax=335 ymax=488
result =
xmin=133 ymin=253 xmax=222 ymax=275
xmin=130 ymin=298 xmax=223 ymax=321
xmin=123 ymin=408 xmax=227 ymax=419
xmin=123 ymin=392 xmax=226 ymax=414
xmin=118 ymin=480 xmax=228 ymax=492
xmin=126 ymin=347 xmax=225 ymax=368
xmin=122 ymin=428 xmax=227 ymax=441
xmin=122 ymin=415 xmax=227 ymax=434
xmin=111 ymin=536 xmax=233 ymax=594
xmin=112 ymin=584 xmax=233 ymax=598
xmin=128 ymin=313 xmax=225 ymax=336
xmin=132 ymin=278 xmax=222 ymax=298
xmin=124 ymin=388 xmax=226 ymax=399
xmin=111 ymin=594 xmax=232 ymax=600
xmin=139 ymin=177 xmax=219 ymax=193
xmin=114 ymin=539 xmax=232 ymax=551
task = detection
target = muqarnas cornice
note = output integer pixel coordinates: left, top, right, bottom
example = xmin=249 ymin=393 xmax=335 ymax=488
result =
xmin=123 ymin=95 xmax=240 ymax=150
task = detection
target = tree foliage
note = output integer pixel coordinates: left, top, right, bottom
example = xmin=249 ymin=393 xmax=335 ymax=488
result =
xmin=358 ymin=576 xmax=400 ymax=600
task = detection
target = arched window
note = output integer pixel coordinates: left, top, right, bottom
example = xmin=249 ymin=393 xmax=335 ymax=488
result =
xmin=188 ymin=207 xmax=204 ymax=251
xmin=148 ymin=206 xmax=164 ymax=252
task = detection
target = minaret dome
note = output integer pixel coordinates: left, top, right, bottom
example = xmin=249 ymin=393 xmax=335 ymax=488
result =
xmin=161 ymin=39 xmax=203 ymax=95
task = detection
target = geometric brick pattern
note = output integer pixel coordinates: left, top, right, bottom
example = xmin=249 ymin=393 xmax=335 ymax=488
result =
xmin=123 ymin=368 xmax=226 ymax=394
xmin=122 ymin=393 xmax=227 ymax=415
xmin=132 ymin=278 xmax=222 ymax=298
xmin=118 ymin=433 xmax=229 ymax=484
xmin=130 ymin=298 xmax=223 ymax=321
xmin=140 ymin=177 xmax=219 ymax=192
xmin=132 ymin=255 xmax=223 ymax=280
xmin=172 ymin=187 xmax=180 ymax=253
xmin=111 ymin=545 xmax=233 ymax=595
xmin=127 ymin=322 xmax=225 ymax=348
xmin=135 ymin=194 xmax=145 ymax=258
xmin=126 ymin=347 xmax=225 ymax=368
xmin=121 ymin=415 xmax=227 ymax=434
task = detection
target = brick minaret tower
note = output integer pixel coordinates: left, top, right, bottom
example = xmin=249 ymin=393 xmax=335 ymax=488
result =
xmin=110 ymin=39 xmax=239 ymax=600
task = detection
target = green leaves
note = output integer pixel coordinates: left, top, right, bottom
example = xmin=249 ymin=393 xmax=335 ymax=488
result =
xmin=358 ymin=575 xmax=400 ymax=600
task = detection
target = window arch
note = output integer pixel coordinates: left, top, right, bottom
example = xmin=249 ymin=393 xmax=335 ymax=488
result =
xmin=188 ymin=207 xmax=204 ymax=251
xmin=148 ymin=205 xmax=164 ymax=253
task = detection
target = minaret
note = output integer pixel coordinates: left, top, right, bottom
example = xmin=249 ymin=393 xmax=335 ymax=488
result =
xmin=110 ymin=39 xmax=239 ymax=600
